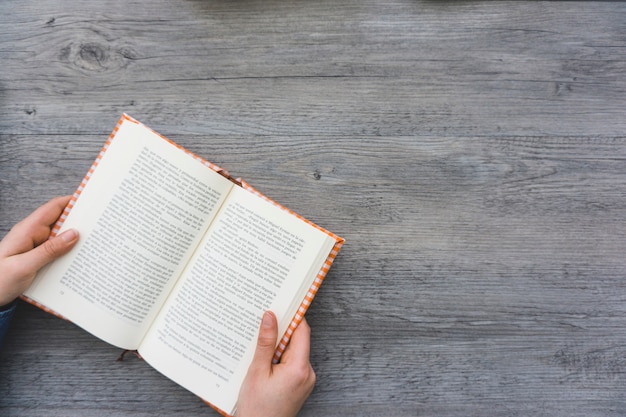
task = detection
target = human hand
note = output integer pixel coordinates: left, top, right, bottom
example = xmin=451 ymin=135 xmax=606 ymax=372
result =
xmin=236 ymin=311 xmax=316 ymax=417
xmin=0 ymin=196 xmax=79 ymax=306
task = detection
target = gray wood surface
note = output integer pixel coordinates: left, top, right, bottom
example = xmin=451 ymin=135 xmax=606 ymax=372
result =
xmin=1 ymin=1 xmax=626 ymax=416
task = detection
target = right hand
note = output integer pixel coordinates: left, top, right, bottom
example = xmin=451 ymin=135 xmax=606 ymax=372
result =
xmin=235 ymin=311 xmax=316 ymax=417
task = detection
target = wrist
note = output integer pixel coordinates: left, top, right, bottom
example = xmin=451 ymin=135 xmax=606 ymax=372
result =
xmin=0 ymin=299 xmax=17 ymax=312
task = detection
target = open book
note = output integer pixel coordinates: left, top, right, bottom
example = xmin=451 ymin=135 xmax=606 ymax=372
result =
xmin=23 ymin=114 xmax=344 ymax=416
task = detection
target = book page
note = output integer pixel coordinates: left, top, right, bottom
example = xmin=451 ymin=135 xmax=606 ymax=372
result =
xmin=138 ymin=185 xmax=337 ymax=413
xmin=24 ymin=119 xmax=234 ymax=349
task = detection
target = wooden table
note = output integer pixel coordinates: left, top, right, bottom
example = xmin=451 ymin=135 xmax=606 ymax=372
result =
xmin=1 ymin=1 xmax=625 ymax=416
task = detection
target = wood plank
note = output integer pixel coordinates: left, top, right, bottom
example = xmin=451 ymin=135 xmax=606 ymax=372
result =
xmin=1 ymin=2 xmax=625 ymax=137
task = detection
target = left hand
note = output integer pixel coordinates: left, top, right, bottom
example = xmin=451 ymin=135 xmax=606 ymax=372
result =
xmin=0 ymin=196 xmax=79 ymax=306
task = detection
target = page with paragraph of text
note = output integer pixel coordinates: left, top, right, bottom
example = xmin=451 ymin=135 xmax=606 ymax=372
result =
xmin=138 ymin=185 xmax=337 ymax=414
xmin=24 ymin=118 xmax=235 ymax=349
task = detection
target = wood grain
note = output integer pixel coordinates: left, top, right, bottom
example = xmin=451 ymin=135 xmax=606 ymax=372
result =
xmin=1 ymin=1 xmax=626 ymax=416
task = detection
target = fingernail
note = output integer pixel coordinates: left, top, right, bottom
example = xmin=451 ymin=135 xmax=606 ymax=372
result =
xmin=262 ymin=311 xmax=273 ymax=328
xmin=59 ymin=228 xmax=78 ymax=242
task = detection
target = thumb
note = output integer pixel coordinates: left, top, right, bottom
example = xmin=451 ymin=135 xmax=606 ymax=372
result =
xmin=22 ymin=229 xmax=79 ymax=272
xmin=249 ymin=311 xmax=278 ymax=375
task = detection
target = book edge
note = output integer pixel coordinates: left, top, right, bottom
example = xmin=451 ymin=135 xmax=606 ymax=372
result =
xmin=239 ymin=180 xmax=345 ymax=363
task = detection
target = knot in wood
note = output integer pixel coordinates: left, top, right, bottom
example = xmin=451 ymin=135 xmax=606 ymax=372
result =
xmin=60 ymin=41 xmax=136 ymax=73
xmin=79 ymin=43 xmax=108 ymax=70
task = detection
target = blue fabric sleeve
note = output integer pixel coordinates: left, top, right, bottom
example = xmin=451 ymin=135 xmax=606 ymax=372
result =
xmin=0 ymin=301 xmax=17 ymax=348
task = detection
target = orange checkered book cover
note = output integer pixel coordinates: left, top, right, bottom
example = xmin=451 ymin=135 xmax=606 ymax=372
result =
xmin=22 ymin=114 xmax=344 ymax=416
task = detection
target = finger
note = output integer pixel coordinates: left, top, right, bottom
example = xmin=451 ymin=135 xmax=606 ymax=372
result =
xmin=26 ymin=195 xmax=72 ymax=229
xmin=248 ymin=311 xmax=278 ymax=376
xmin=280 ymin=318 xmax=311 ymax=365
xmin=13 ymin=228 xmax=79 ymax=275
xmin=0 ymin=196 xmax=72 ymax=257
